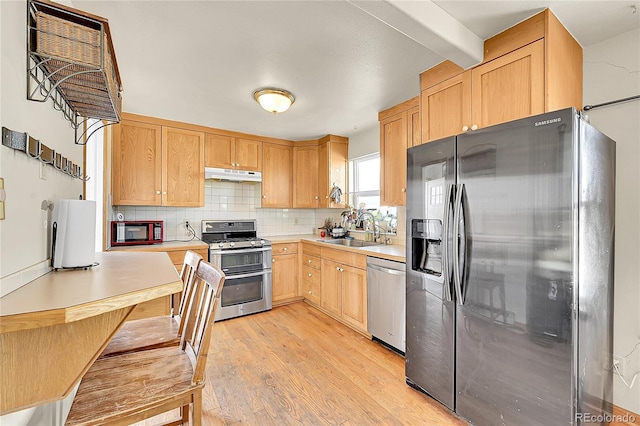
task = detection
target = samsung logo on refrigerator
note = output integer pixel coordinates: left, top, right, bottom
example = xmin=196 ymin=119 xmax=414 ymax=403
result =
xmin=535 ymin=117 xmax=562 ymax=126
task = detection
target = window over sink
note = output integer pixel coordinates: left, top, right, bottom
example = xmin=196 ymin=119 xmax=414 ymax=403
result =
xmin=348 ymin=153 xmax=397 ymax=233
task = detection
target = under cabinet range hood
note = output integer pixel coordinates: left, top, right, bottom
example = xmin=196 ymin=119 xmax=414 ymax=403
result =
xmin=204 ymin=167 xmax=262 ymax=183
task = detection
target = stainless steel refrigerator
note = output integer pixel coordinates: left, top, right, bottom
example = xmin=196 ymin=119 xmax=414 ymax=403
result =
xmin=405 ymin=108 xmax=615 ymax=426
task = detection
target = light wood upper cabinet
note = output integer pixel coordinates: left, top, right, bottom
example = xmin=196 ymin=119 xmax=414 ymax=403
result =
xmin=419 ymin=9 xmax=582 ymax=144
xmin=421 ymin=71 xmax=471 ymax=143
xmin=292 ymin=136 xmax=349 ymax=209
xmin=162 ymin=127 xmax=205 ymax=207
xmin=318 ymin=135 xmax=349 ymax=209
xmin=470 ymin=39 xmax=544 ymax=129
xmin=235 ymin=138 xmax=262 ymax=171
xmin=293 ymin=144 xmax=320 ymax=208
xmin=205 ymin=134 xmax=262 ymax=171
xmin=112 ymin=120 xmax=163 ymax=206
xmin=113 ymin=121 xmax=204 ymax=207
xmin=408 ymin=105 xmax=421 ymax=148
xmin=262 ymin=143 xmax=293 ymax=208
xmin=378 ymin=97 xmax=418 ymax=206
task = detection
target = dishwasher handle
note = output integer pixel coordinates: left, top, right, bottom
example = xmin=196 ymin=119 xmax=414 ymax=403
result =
xmin=367 ymin=263 xmax=405 ymax=276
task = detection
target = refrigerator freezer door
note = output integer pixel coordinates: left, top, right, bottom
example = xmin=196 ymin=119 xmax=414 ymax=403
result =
xmin=455 ymin=109 xmax=576 ymax=426
xmin=406 ymin=137 xmax=456 ymax=409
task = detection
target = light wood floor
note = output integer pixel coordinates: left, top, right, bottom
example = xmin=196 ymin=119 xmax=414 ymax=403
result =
xmin=190 ymin=302 xmax=463 ymax=425
xmin=134 ymin=301 xmax=638 ymax=426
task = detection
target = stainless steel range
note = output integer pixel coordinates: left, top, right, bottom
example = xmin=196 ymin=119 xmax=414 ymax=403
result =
xmin=201 ymin=220 xmax=272 ymax=321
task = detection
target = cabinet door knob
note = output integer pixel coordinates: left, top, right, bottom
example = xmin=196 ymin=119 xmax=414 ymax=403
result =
xmin=283 ymin=247 xmax=288 ymax=251
xmin=462 ymin=125 xmax=469 ymax=132
xmin=272 ymin=259 xmax=275 ymax=263
xmin=401 ymin=188 xmax=406 ymax=193
xmin=308 ymin=260 xmax=312 ymax=263
xmin=308 ymin=290 xmax=312 ymax=294
xmin=308 ymin=273 xmax=312 ymax=277
xmin=156 ymin=190 xmax=161 ymax=195
xmin=325 ymin=195 xmax=329 ymax=199
xmin=315 ymin=196 xmax=319 ymax=200
xmin=262 ymin=195 xmax=267 ymax=199
xmin=162 ymin=191 xmax=167 ymax=195
xmin=471 ymin=124 xmax=478 ymax=131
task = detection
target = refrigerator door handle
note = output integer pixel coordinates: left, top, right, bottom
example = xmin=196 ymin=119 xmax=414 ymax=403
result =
xmin=442 ymin=183 xmax=454 ymax=302
xmin=453 ymin=183 xmax=465 ymax=305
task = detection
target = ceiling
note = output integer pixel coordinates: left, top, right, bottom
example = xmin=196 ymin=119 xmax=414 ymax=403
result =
xmin=73 ymin=0 xmax=640 ymax=141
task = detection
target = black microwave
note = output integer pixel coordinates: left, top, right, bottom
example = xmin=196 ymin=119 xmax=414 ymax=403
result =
xmin=111 ymin=221 xmax=163 ymax=246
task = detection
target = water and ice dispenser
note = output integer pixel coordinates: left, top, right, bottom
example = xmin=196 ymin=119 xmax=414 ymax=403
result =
xmin=411 ymin=219 xmax=443 ymax=277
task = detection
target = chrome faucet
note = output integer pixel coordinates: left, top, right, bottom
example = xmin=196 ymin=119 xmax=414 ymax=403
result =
xmin=357 ymin=211 xmax=381 ymax=243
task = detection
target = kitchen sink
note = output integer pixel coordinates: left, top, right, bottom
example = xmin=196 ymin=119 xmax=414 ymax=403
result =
xmin=317 ymin=239 xmax=380 ymax=247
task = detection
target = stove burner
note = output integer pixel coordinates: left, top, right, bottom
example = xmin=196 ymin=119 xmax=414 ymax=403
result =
xmin=201 ymin=220 xmax=271 ymax=250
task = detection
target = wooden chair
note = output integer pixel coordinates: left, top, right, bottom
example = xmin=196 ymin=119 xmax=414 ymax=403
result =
xmin=100 ymin=250 xmax=203 ymax=358
xmin=65 ymin=261 xmax=225 ymax=426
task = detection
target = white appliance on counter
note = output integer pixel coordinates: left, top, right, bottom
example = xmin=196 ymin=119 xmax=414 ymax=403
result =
xmin=51 ymin=199 xmax=96 ymax=269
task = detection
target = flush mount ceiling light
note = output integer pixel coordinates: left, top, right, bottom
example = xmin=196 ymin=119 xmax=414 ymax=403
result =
xmin=253 ymin=88 xmax=295 ymax=113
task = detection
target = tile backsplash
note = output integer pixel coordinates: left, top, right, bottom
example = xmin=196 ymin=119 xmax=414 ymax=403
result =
xmin=113 ymin=180 xmax=406 ymax=243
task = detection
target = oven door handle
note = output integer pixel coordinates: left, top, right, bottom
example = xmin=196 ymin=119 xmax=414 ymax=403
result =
xmin=210 ymin=246 xmax=272 ymax=255
xmin=224 ymin=270 xmax=271 ymax=280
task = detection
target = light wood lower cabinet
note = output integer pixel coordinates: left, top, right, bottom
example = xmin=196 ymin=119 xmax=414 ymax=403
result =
xmin=301 ymin=243 xmax=322 ymax=306
xmin=109 ymin=244 xmax=209 ymax=320
xmin=271 ymin=243 xmax=300 ymax=304
xmin=319 ymin=247 xmax=368 ymax=333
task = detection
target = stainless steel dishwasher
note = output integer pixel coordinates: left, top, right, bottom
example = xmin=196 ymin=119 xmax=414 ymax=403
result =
xmin=367 ymin=256 xmax=406 ymax=354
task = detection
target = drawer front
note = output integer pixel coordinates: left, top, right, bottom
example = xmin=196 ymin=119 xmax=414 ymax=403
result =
xmin=302 ymin=265 xmax=321 ymax=285
xmin=302 ymin=254 xmax=322 ymax=270
xmin=272 ymin=242 xmax=299 ymax=255
xmin=301 ymin=278 xmax=321 ymax=305
xmin=302 ymin=243 xmax=321 ymax=258
xmin=321 ymin=247 xmax=366 ymax=269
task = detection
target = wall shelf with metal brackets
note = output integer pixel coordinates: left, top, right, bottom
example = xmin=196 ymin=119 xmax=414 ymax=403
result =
xmin=2 ymin=127 xmax=90 ymax=181
xmin=27 ymin=0 xmax=122 ymax=144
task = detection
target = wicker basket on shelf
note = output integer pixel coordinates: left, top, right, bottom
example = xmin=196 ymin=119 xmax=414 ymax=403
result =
xmin=33 ymin=8 xmax=122 ymax=122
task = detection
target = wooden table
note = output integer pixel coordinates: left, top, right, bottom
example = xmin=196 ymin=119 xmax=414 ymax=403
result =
xmin=0 ymin=251 xmax=183 ymax=415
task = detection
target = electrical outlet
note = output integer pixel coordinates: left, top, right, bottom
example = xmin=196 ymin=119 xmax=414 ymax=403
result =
xmin=184 ymin=220 xmax=191 ymax=236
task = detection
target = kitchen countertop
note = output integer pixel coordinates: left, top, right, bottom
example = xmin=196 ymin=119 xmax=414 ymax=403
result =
xmin=264 ymin=234 xmax=406 ymax=263
xmin=0 ymin=251 xmax=183 ymax=414
xmin=109 ymin=240 xmax=208 ymax=252
xmin=0 ymin=251 xmax=183 ymax=332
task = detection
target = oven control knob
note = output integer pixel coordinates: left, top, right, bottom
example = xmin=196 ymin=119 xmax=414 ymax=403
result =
xmin=218 ymin=243 xmax=224 ymax=248
xmin=260 ymin=240 xmax=266 ymax=245
xmin=229 ymin=242 xmax=235 ymax=247
xmin=251 ymin=241 xmax=256 ymax=246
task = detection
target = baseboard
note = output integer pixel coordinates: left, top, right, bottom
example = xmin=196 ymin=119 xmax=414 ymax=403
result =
xmin=611 ymin=404 xmax=639 ymax=425
xmin=272 ymin=296 xmax=304 ymax=307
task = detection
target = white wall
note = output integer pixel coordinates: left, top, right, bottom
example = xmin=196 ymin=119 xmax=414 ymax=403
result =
xmin=0 ymin=0 xmax=83 ymax=293
xmin=584 ymin=27 xmax=640 ymax=414
xmin=348 ymin=124 xmax=379 ymax=159
xmin=0 ymin=0 xmax=83 ymax=423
